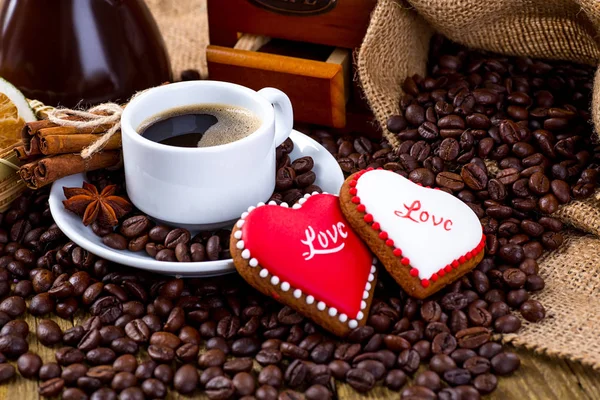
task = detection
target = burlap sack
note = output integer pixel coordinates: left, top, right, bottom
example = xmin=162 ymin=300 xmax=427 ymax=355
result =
xmin=358 ymin=0 xmax=600 ymax=368
xmin=145 ymin=0 xmax=209 ymax=80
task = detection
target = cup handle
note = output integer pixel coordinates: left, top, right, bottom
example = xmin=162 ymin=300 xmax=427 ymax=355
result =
xmin=257 ymin=88 xmax=293 ymax=147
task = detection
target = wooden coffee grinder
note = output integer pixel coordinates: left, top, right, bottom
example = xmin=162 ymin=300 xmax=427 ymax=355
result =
xmin=206 ymin=0 xmax=378 ymax=135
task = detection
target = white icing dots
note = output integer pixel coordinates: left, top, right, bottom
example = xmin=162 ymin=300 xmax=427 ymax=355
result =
xmin=257 ymin=202 xmax=265 ymax=207
xmin=241 ymin=249 xmax=251 ymax=259
xmin=268 ymin=201 xmax=277 ymax=206
xmin=317 ymin=301 xmax=326 ymax=311
xmin=361 ymin=301 xmax=367 ymax=310
xmin=292 ymin=204 xmax=302 ymax=209
xmin=270 ymin=276 xmax=280 ymax=285
xmin=236 ymin=220 xmax=245 ymax=228
xmin=349 ymin=320 xmax=358 ymax=329
xmin=363 ymin=291 xmax=369 ymax=299
xmin=241 ymin=212 xmax=249 ymax=219
xmin=280 ymin=202 xmax=289 ymax=208
xmin=306 ymin=296 xmax=315 ymax=305
xmin=311 ymin=191 xmax=320 ymax=196
xmin=259 ymin=269 xmax=268 ymax=278
xmin=298 ymin=198 xmax=307 ymax=205
xmin=236 ymin=240 xmax=245 ymax=250
xmin=371 ymin=265 xmax=377 ymax=274
xmin=368 ymin=273 xmax=375 ymax=282
xmin=328 ymin=308 xmax=337 ymax=317
xmin=247 ymin=205 xmax=256 ymax=212
xmin=249 ymin=258 xmax=258 ymax=267
xmin=366 ymin=282 xmax=372 ymax=291
xmin=293 ymin=289 xmax=302 ymax=299
xmin=339 ymin=314 xmax=348 ymax=322
xmin=357 ymin=311 xmax=364 ymax=320
xmin=234 ymin=231 xmax=242 ymax=239
xmin=281 ymin=282 xmax=290 ymax=292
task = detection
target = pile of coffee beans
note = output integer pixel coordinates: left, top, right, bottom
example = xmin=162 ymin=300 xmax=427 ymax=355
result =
xmin=85 ymin=146 xmax=321 ymax=263
xmin=0 ymin=35 xmax=594 ymax=399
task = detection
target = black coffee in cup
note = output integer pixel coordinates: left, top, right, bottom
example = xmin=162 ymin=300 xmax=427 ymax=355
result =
xmin=139 ymin=104 xmax=262 ymax=148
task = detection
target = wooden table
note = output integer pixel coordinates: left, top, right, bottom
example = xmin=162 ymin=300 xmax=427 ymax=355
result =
xmin=1 ymin=308 xmax=599 ymax=399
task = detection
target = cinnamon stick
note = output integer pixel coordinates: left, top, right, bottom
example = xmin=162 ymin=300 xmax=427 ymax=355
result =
xmin=39 ymin=132 xmax=122 ymax=155
xmin=37 ymin=124 xmax=115 ymax=136
xmin=19 ymin=151 xmax=121 ymax=189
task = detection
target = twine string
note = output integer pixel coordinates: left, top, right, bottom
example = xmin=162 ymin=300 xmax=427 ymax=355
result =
xmin=47 ymin=103 xmax=123 ymax=159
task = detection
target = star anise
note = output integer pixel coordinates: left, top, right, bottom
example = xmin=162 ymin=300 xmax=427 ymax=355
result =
xmin=63 ymin=182 xmax=132 ymax=227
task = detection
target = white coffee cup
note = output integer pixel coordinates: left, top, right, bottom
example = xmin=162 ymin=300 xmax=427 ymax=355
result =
xmin=120 ymin=81 xmax=293 ymax=227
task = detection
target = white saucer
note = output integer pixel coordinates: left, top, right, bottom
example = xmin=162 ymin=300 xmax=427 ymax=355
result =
xmin=49 ymin=130 xmax=345 ymax=277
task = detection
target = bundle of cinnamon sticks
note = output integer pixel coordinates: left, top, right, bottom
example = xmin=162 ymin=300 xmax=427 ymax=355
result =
xmin=15 ymin=119 xmax=122 ymax=189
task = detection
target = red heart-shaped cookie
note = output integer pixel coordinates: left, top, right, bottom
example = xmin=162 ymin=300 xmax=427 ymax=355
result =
xmin=230 ymin=193 xmax=376 ymax=336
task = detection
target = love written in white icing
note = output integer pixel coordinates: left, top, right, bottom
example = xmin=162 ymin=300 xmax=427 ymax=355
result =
xmin=394 ymin=200 xmax=453 ymax=231
xmin=300 ymin=223 xmax=348 ymax=260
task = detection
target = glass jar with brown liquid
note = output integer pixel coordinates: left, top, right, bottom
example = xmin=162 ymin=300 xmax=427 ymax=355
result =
xmin=0 ymin=0 xmax=172 ymax=107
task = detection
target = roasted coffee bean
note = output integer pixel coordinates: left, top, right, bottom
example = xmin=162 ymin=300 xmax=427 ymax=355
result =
xmin=87 ymin=347 xmax=117 ymax=365
xmin=284 ymin=360 xmax=308 ymax=388
xmin=1 ymin=319 xmax=29 ymax=338
xmin=17 ymin=352 xmax=43 ymax=378
xmin=205 ymin=376 xmax=235 ymax=400
xmin=397 ymin=349 xmax=420 ymax=374
xmin=154 ymin=364 xmax=174 ymax=384
xmin=164 ymin=228 xmax=190 ymax=249
xmin=62 ymin=363 xmax=88 ymax=384
xmin=464 ymin=356 xmax=491 ymax=375
xmin=100 ymin=326 xmax=124 ymax=345
xmin=356 ymin=359 xmax=386 ymax=380
xmin=432 ymin=332 xmax=458 ymax=354
xmin=491 ymin=352 xmax=520 ymax=375
xmin=259 ymin=365 xmax=283 ymax=387
xmin=102 ymin=233 xmax=128 ymax=250
xmin=78 ymin=328 xmax=102 ymax=351
xmin=0 ymin=296 xmax=25 ymax=317
xmin=0 ymin=334 xmax=28 ymax=358
xmin=39 ymin=363 xmax=62 ymax=381
xmin=305 ymin=384 xmax=332 ymax=400
xmin=456 ymin=327 xmax=490 ymax=349
xmin=436 ymin=172 xmax=464 ymax=191
xmin=450 ymin=348 xmax=477 ymax=365
xmin=120 ymin=216 xmax=151 ymax=238
xmin=113 ymin=354 xmax=137 ymax=373
xmin=520 ymin=299 xmax=546 ymax=322
xmin=384 ymin=369 xmax=407 ymax=391
xmin=256 ymin=348 xmax=283 ymax=365
xmin=111 ymin=371 xmax=137 ymax=391
xmin=141 ymin=378 xmax=167 ymax=399
xmin=346 ymin=368 xmax=375 ymax=393
xmin=494 ymin=315 xmax=522 ymax=333
xmin=174 ymin=364 xmax=198 ymax=394
xmin=198 ymin=349 xmax=226 ymax=368
xmin=429 ymin=354 xmax=457 ymax=374
xmin=111 ymin=337 xmax=138 ymax=354
xmin=232 ymin=337 xmax=260 ymax=357
xmin=87 ymin=365 xmax=116 ymax=383
xmin=64 ymin=326 xmax=86 ymax=346
xmin=39 ymin=377 xmax=65 ymax=397
xmin=135 ymin=360 xmax=157 ymax=381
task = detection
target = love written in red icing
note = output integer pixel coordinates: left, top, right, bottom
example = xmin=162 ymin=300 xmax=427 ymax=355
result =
xmin=394 ymin=200 xmax=453 ymax=231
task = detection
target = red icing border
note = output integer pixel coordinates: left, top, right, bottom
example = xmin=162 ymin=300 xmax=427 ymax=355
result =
xmin=350 ymin=168 xmax=486 ymax=288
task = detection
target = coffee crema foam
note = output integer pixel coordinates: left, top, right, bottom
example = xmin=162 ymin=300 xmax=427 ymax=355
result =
xmin=138 ymin=103 xmax=262 ymax=148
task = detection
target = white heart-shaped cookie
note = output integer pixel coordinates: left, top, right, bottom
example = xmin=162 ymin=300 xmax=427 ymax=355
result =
xmin=340 ymin=168 xmax=485 ymax=298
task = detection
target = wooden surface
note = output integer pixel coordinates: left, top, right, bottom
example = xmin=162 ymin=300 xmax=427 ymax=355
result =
xmin=2 ymin=309 xmax=600 ymax=399
xmin=207 ymin=0 xmax=377 ymax=49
